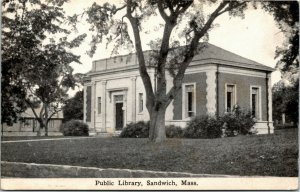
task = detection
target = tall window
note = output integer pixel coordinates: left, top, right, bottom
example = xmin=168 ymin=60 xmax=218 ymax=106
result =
xmin=251 ymin=87 xmax=260 ymax=119
xmin=139 ymin=93 xmax=143 ymax=113
xmin=185 ymin=84 xmax=195 ymax=118
xmin=226 ymin=84 xmax=236 ymax=112
xmin=97 ymin=97 xmax=101 ymax=114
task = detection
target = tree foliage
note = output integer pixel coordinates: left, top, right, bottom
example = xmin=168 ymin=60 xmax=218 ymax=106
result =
xmin=261 ymin=1 xmax=299 ymax=126
xmin=62 ymin=91 xmax=84 ymax=122
xmin=261 ymin=1 xmax=299 ymax=81
xmin=2 ymin=0 xmax=86 ymax=135
xmin=272 ymin=79 xmax=299 ymax=125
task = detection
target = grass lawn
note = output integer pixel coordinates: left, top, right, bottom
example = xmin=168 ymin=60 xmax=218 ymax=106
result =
xmin=1 ymin=136 xmax=86 ymax=141
xmin=1 ymin=129 xmax=298 ymax=176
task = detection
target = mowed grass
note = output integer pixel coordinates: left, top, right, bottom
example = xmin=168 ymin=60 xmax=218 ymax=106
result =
xmin=1 ymin=129 xmax=298 ymax=176
xmin=1 ymin=136 xmax=86 ymax=141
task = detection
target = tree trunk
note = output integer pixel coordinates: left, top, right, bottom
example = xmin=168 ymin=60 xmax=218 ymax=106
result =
xmin=44 ymin=103 xmax=49 ymax=136
xmin=44 ymin=121 xmax=48 ymax=136
xmin=37 ymin=124 xmax=42 ymax=136
xmin=149 ymin=106 xmax=167 ymax=142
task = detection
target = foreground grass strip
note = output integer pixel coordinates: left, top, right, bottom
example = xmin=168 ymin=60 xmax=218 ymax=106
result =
xmin=2 ymin=161 xmax=237 ymax=178
xmin=1 ymin=136 xmax=95 ymax=143
xmin=1 ymin=129 xmax=298 ymax=176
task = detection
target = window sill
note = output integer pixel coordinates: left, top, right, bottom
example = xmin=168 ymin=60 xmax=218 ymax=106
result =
xmin=182 ymin=116 xmax=194 ymax=121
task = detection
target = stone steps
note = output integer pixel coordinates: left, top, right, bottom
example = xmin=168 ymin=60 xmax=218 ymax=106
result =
xmin=93 ymin=131 xmax=121 ymax=138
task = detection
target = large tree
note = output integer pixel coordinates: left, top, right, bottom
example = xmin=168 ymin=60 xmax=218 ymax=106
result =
xmin=261 ymin=1 xmax=299 ymax=126
xmin=23 ymin=59 xmax=81 ymax=136
xmin=261 ymin=1 xmax=299 ymax=81
xmin=2 ymin=0 xmax=86 ymax=136
xmin=70 ymin=0 xmax=248 ymax=142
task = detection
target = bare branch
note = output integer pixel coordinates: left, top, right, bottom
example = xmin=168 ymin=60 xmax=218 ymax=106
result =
xmin=196 ymin=1 xmax=229 ymax=36
xmin=47 ymin=108 xmax=62 ymax=124
xmin=113 ymin=4 xmax=127 ymax=14
xmin=166 ymin=0 xmax=240 ymax=100
xmin=25 ymin=100 xmax=40 ymax=120
xmin=217 ymin=1 xmax=247 ymax=16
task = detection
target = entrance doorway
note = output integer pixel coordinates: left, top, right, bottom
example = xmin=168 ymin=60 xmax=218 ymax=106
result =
xmin=114 ymin=94 xmax=124 ymax=130
xmin=115 ymin=102 xmax=124 ymax=130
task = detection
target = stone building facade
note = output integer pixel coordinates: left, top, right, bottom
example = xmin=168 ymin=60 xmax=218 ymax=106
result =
xmin=83 ymin=43 xmax=274 ymax=135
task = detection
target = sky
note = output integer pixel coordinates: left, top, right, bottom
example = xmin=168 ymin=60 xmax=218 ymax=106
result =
xmin=63 ymin=0 xmax=286 ymax=95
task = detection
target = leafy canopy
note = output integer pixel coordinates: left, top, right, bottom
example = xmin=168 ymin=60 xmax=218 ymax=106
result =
xmin=1 ymin=0 xmax=86 ymax=125
xmin=261 ymin=1 xmax=299 ymax=82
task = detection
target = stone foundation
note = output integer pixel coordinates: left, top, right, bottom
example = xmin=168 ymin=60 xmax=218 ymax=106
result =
xmin=253 ymin=121 xmax=274 ymax=134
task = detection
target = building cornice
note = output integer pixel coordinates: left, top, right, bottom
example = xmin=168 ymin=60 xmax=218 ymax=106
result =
xmin=86 ymin=59 xmax=273 ymax=77
xmin=190 ymin=58 xmax=275 ymax=72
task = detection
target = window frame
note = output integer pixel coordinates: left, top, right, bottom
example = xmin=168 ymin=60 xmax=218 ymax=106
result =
xmin=182 ymin=82 xmax=197 ymax=119
xmin=225 ymin=83 xmax=237 ymax=112
xmin=250 ymin=85 xmax=262 ymax=120
xmin=97 ymin=96 xmax=101 ymax=114
xmin=138 ymin=93 xmax=144 ymax=113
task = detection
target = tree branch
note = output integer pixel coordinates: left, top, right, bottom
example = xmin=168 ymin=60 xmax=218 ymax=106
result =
xmin=166 ymin=0 xmax=234 ymax=101
xmin=40 ymin=103 xmax=45 ymax=121
xmin=195 ymin=1 xmax=229 ymax=36
xmin=157 ymin=0 xmax=170 ymax=22
xmin=25 ymin=100 xmax=39 ymax=120
xmin=155 ymin=21 xmax=175 ymax=102
xmin=126 ymin=0 xmax=155 ymax=108
xmin=113 ymin=4 xmax=127 ymax=14
xmin=47 ymin=108 xmax=62 ymax=124
xmin=166 ymin=0 xmax=175 ymax=14
xmin=217 ymin=1 xmax=247 ymax=16
xmin=174 ymin=1 xmax=193 ymax=17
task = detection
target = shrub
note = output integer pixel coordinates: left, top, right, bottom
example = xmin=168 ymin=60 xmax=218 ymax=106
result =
xmin=220 ymin=106 xmax=255 ymax=137
xmin=119 ymin=121 xmax=149 ymax=138
xmin=166 ymin=125 xmax=184 ymax=138
xmin=120 ymin=122 xmax=184 ymax=138
xmin=184 ymin=115 xmax=223 ymax=139
xmin=61 ymin=120 xmax=89 ymax=136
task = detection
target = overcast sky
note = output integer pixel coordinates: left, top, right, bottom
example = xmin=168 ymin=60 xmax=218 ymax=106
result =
xmin=63 ymin=0 xmax=286 ymax=95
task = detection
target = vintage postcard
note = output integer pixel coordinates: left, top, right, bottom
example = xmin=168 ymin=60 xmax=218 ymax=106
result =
xmin=1 ymin=0 xmax=298 ymax=190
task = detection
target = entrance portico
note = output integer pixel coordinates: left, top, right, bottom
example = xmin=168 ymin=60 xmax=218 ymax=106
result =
xmin=108 ymin=90 xmax=127 ymax=131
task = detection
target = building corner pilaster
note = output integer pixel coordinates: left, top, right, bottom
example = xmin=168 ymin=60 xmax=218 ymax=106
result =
xmin=267 ymin=73 xmax=274 ymax=133
xmin=131 ymin=76 xmax=137 ymax=123
xmin=101 ymin=80 xmax=107 ymax=132
xmin=205 ymin=66 xmax=217 ymax=115
xmin=90 ymin=81 xmax=97 ymax=135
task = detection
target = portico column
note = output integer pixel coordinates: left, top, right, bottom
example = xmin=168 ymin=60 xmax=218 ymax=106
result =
xmin=131 ymin=76 xmax=137 ymax=123
xmin=83 ymin=85 xmax=87 ymax=122
xmin=91 ymin=81 xmax=96 ymax=134
xmin=101 ymin=80 xmax=107 ymax=132
xmin=267 ymin=73 xmax=274 ymax=133
xmin=206 ymin=67 xmax=217 ymax=115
